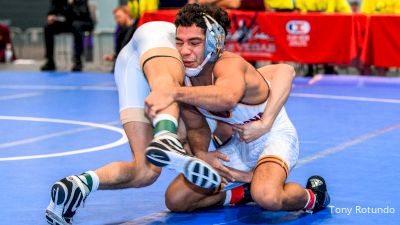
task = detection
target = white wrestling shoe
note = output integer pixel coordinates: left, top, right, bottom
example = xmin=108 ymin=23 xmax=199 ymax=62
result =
xmin=145 ymin=132 xmax=221 ymax=189
xmin=45 ymin=176 xmax=91 ymax=225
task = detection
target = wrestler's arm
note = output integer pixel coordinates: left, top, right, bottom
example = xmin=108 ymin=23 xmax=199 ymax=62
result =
xmin=232 ymin=64 xmax=295 ymax=142
xmin=259 ymin=64 xmax=295 ymax=126
xmin=174 ymin=58 xmax=246 ymax=111
xmin=180 ymin=103 xmax=211 ymax=157
xmin=181 ymin=103 xmax=235 ymax=182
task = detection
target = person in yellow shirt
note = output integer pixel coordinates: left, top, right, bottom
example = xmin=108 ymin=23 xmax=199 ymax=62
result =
xmin=191 ymin=0 xmax=295 ymax=11
xmin=264 ymin=0 xmax=295 ymax=11
xmin=361 ymin=0 xmax=400 ymax=14
xmin=128 ymin=0 xmax=159 ymax=19
xmin=190 ymin=0 xmax=265 ymax=11
xmin=360 ymin=0 xmax=399 ymax=76
xmin=295 ymin=0 xmax=351 ymax=13
xmin=295 ymin=0 xmax=351 ymax=76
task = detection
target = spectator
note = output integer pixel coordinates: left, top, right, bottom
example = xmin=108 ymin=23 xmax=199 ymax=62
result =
xmin=0 ymin=23 xmax=15 ymax=62
xmin=189 ymin=0 xmax=266 ymax=11
xmin=103 ymin=6 xmax=136 ymax=65
xmin=296 ymin=0 xmax=352 ymax=13
xmin=264 ymin=0 xmax=295 ymax=11
xmin=361 ymin=0 xmax=400 ymax=14
xmin=41 ymin=0 xmax=94 ymax=72
xmin=127 ymin=0 xmax=159 ymax=19
xmin=295 ymin=0 xmax=351 ymax=76
xmin=349 ymin=0 xmax=360 ymax=12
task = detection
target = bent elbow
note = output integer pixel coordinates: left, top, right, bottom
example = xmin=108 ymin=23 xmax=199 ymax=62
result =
xmin=276 ymin=64 xmax=296 ymax=79
xmin=224 ymin=93 xmax=240 ymax=110
xmin=287 ymin=64 xmax=296 ymax=78
xmin=226 ymin=100 xmax=237 ymax=110
xmin=214 ymin=97 xmax=237 ymax=111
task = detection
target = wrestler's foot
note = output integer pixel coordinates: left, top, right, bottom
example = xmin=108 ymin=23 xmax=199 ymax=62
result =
xmin=45 ymin=176 xmax=91 ymax=225
xmin=146 ymin=132 xmax=221 ymax=189
xmin=306 ymin=175 xmax=330 ymax=212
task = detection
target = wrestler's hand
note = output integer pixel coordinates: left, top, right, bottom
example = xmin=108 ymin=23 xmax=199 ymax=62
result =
xmin=196 ymin=151 xmax=234 ymax=184
xmin=145 ymin=88 xmax=175 ymax=119
xmin=232 ymin=119 xmax=272 ymax=143
xmin=224 ymin=167 xmax=253 ymax=183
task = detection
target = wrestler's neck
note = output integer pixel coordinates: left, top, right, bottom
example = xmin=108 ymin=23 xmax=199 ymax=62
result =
xmin=189 ymin=51 xmax=229 ymax=85
xmin=189 ymin=62 xmax=215 ymax=86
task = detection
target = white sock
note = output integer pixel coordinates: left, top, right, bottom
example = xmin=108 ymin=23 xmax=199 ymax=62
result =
xmin=79 ymin=171 xmax=99 ymax=192
xmin=223 ymin=190 xmax=232 ymax=206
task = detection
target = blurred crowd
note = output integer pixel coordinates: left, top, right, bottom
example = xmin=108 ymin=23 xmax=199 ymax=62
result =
xmin=0 ymin=0 xmax=399 ymax=75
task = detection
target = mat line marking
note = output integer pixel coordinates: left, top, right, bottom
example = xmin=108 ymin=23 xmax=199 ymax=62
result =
xmin=296 ymin=123 xmax=400 ymax=167
xmin=291 ymin=93 xmax=400 ymax=104
xmin=0 ymin=92 xmax=42 ymax=100
xmin=0 ymin=84 xmax=117 ymax=91
xmin=0 ymin=121 xmax=120 ymax=149
xmin=0 ymin=116 xmax=127 ymax=161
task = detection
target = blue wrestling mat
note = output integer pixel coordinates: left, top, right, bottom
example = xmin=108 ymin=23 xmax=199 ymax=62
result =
xmin=0 ymin=71 xmax=399 ymax=225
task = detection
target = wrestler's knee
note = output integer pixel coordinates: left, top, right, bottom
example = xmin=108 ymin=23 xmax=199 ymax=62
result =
xmin=165 ymin=177 xmax=193 ymax=212
xmin=128 ymin=162 xmax=161 ymax=188
xmin=251 ymin=188 xmax=283 ymax=211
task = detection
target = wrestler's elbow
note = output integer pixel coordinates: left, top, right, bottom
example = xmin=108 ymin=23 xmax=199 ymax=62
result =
xmin=222 ymin=94 xmax=239 ymax=110
xmin=279 ymin=64 xmax=296 ymax=79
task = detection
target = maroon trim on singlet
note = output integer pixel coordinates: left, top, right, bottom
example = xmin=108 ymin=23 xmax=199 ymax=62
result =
xmin=206 ymin=110 xmax=232 ymax=118
xmin=239 ymin=70 xmax=270 ymax=105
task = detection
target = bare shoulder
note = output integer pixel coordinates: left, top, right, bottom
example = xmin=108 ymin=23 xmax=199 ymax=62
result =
xmin=218 ymin=51 xmax=245 ymax=62
xmin=257 ymin=63 xmax=295 ymax=80
xmin=213 ymin=51 xmax=247 ymax=75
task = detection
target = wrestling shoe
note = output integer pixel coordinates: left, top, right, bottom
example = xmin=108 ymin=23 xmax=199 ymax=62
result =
xmin=306 ymin=175 xmax=330 ymax=212
xmin=146 ymin=132 xmax=221 ymax=189
xmin=45 ymin=176 xmax=91 ymax=225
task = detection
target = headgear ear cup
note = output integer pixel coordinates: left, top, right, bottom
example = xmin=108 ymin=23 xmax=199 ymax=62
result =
xmin=202 ymin=13 xmax=225 ymax=62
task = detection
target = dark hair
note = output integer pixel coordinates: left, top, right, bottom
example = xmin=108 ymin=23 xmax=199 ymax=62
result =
xmin=113 ymin=6 xmax=130 ymax=15
xmin=174 ymin=3 xmax=231 ymax=36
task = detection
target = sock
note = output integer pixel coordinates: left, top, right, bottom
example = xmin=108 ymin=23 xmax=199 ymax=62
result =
xmin=152 ymin=114 xmax=178 ymax=137
xmin=223 ymin=190 xmax=232 ymax=206
xmin=223 ymin=185 xmax=245 ymax=206
xmin=78 ymin=171 xmax=100 ymax=192
xmin=304 ymin=189 xmax=316 ymax=211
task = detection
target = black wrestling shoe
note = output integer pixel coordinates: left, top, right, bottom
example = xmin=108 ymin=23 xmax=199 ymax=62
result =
xmin=146 ymin=132 xmax=221 ymax=189
xmin=45 ymin=176 xmax=91 ymax=225
xmin=306 ymin=175 xmax=330 ymax=212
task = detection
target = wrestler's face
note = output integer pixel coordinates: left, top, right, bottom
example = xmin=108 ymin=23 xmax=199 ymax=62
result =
xmin=176 ymin=24 xmax=206 ymax=68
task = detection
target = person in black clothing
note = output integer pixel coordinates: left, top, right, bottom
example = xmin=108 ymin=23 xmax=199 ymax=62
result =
xmin=0 ymin=24 xmax=15 ymax=62
xmin=103 ymin=6 xmax=136 ymax=66
xmin=41 ymin=0 xmax=94 ymax=72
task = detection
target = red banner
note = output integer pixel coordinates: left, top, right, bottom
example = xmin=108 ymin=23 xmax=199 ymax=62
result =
xmin=361 ymin=15 xmax=400 ymax=68
xmin=139 ymin=10 xmax=400 ymax=67
xmin=223 ymin=11 xmax=357 ymax=64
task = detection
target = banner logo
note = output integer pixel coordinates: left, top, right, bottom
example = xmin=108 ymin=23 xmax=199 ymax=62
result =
xmin=286 ymin=20 xmax=311 ymax=35
xmin=286 ymin=20 xmax=311 ymax=47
